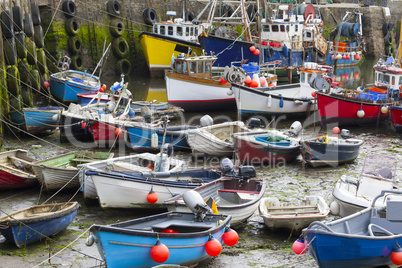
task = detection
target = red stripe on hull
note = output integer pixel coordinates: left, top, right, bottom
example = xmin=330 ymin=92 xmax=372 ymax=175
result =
xmin=233 ymin=137 xmax=300 ymax=165
xmin=391 ymin=106 xmax=402 ymax=133
xmin=90 ymin=122 xmax=125 ymax=147
xmin=0 ymin=170 xmax=37 ymax=190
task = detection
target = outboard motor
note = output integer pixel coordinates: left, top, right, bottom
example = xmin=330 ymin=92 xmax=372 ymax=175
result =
xmin=340 ymin=129 xmax=350 ymax=139
xmin=183 ymin=190 xmax=213 ymax=221
xmin=200 ymin=115 xmax=213 ymax=127
xmin=221 ymin=158 xmax=235 ymax=176
xmin=238 ymin=166 xmax=256 ymax=181
xmin=288 ymin=121 xmax=302 ymax=137
xmin=247 ymin=118 xmax=262 ymax=129
xmin=154 ymin=143 xmax=173 ymax=172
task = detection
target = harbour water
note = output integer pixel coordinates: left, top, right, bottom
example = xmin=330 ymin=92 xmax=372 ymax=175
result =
xmin=1 ymin=58 xmax=401 ymax=267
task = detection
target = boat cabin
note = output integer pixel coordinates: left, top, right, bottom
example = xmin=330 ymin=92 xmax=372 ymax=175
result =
xmin=172 ymin=55 xmax=217 ymax=79
xmin=373 ymin=65 xmax=402 ymax=95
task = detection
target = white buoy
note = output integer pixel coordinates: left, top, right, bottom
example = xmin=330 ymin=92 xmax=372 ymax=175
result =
xmin=252 ymin=73 xmax=260 ymax=87
xmin=52 ymin=114 xmax=60 ymax=122
xmin=227 ymin=89 xmax=234 ymax=96
xmin=330 ymin=201 xmax=340 ymax=216
xmin=357 ymin=109 xmax=365 ymax=118
xmin=267 ymin=95 xmax=272 ymax=108
xmin=336 ymin=54 xmax=342 ymax=60
xmin=381 ymin=106 xmax=389 ymax=114
xmin=151 ymin=132 xmax=158 ymax=148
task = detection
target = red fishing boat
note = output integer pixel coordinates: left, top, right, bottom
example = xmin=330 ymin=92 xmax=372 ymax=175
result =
xmin=390 ymin=105 xmax=402 ymax=132
xmin=89 ymin=120 xmax=127 ymax=147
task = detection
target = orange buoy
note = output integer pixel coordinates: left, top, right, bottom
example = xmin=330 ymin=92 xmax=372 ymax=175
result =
xmin=311 ymin=91 xmax=316 ymax=98
xmin=249 ymin=80 xmax=259 ymax=88
xmin=147 ymin=188 xmax=158 ymax=204
xmin=253 ymin=49 xmax=260 ymax=56
xmin=205 ymin=236 xmax=222 ymax=256
xmin=222 ymin=227 xmax=238 ymax=246
xmin=115 ymin=128 xmax=122 ymax=136
xmin=249 ymin=46 xmax=256 ymax=52
xmin=355 ymin=54 xmax=360 ymax=60
xmin=151 ymin=240 xmax=169 ymax=263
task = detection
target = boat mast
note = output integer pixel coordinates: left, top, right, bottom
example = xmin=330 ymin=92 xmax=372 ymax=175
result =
xmin=241 ymin=0 xmax=250 ymax=42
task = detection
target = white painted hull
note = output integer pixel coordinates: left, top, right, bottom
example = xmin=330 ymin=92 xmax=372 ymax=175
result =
xmin=35 ymin=165 xmax=80 ymax=191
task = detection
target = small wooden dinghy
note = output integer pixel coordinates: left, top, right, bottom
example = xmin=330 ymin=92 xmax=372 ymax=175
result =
xmin=259 ymin=195 xmax=329 ymax=232
xmin=0 ymin=202 xmax=79 ymax=248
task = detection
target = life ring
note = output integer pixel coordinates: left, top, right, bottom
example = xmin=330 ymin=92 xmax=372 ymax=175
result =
xmin=115 ymin=59 xmax=131 ymax=75
xmin=3 ymin=38 xmax=17 ymax=66
xmin=112 ymin=37 xmax=129 ymax=59
xmin=143 ymin=8 xmax=158 ymax=25
xmin=26 ymin=39 xmax=37 ymax=66
xmin=30 ymin=69 xmax=40 ymax=91
xmin=68 ymin=36 xmax=82 ymax=54
xmin=62 ymin=0 xmax=77 ymax=18
xmin=31 ymin=1 xmax=41 ymax=25
xmin=106 ymin=0 xmax=121 ymax=17
xmin=185 ymin=11 xmax=194 ymax=22
xmin=7 ymin=66 xmax=21 ymax=96
xmin=1 ymin=11 xmax=14 ymax=38
xmin=70 ymin=55 xmax=84 ymax=71
xmin=34 ymin=25 xmax=44 ymax=48
xmin=36 ymin=48 xmax=47 ymax=73
xmin=16 ymin=32 xmax=27 ymax=59
xmin=109 ymin=19 xmax=125 ymax=37
xmin=12 ymin=6 xmax=24 ymax=32
xmin=24 ymin=13 xmax=34 ymax=37
xmin=21 ymin=86 xmax=33 ymax=106
xmin=65 ymin=17 xmax=80 ymax=36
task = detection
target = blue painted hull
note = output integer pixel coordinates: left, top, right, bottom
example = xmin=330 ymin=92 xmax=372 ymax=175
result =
xmin=90 ymin=212 xmax=231 ymax=267
xmin=126 ymin=125 xmax=194 ymax=151
xmin=9 ymin=107 xmax=62 ymax=134
xmin=50 ymin=70 xmax=100 ymax=102
xmin=326 ymin=54 xmax=363 ymax=66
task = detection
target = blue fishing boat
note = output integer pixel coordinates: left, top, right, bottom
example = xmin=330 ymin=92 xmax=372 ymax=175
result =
xmin=126 ymin=124 xmax=195 ymax=151
xmin=9 ymin=106 xmax=62 ymax=134
xmin=0 ymin=202 xmax=79 ymax=248
xmin=50 ymin=70 xmax=101 ymax=102
xmin=87 ymin=198 xmax=232 ymax=267
xmin=302 ymin=190 xmax=402 ymax=268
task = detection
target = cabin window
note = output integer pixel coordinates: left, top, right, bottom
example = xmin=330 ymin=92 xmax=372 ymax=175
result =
xmin=379 ymin=73 xmax=390 ymax=84
xmin=308 ymin=74 xmax=312 ymax=83
xmin=263 ymin=25 xmax=270 ymax=32
xmin=198 ymin=61 xmax=204 ymax=73
xmin=272 ymin=25 xmax=279 ymax=32
xmin=153 ymin=25 xmax=157 ymax=33
xmin=186 ymin=27 xmax=190 ymax=36
xmin=189 ymin=61 xmax=196 ymax=73
xmin=183 ymin=62 xmax=188 ymax=73
xmin=305 ymin=32 xmax=312 ymax=38
xmin=286 ymin=25 xmax=289 ymax=32
xmin=195 ymin=28 xmax=198 ymax=36
xmin=280 ymin=25 xmax=285 ymax=32
xmin=399 ymin=76 xmax=402 ymax=86
xmin=295 ymin=25 xmax=298 ymax=32
xmin=190 ymin=27 xmax=194 ymax=36
xmin=168 ymin=26 xmax=173 ymax=36
xmin=176 ymin=62 xmax=182 ymax=73
xmin=205 ymin=61 xmax=211 ymax=73
xmin=300 ymin=72 xmax=305 ymax=83
xmin=177 ymin=26 xmax=183 ymax=36
xmin=160 ymin=26 xmax=165 ymax=35
xmin=392 ymin=76 xmax=395 ymax=85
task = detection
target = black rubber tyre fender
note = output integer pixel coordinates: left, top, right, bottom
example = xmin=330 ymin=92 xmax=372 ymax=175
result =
xmin=26 ymin=39 xmax=37 ymax=66
xmin=10 ymin=94 xmax=23 ymax=111
xmin=24 ymin=13 xmax=34 ymax=37
xmin=3 ymin=38 xmax=17 ymax=66
xmin=62 ymin=0 xmax=77 ymax=18
xmin=31 ymin=1 xmax=41 ymax=25
xmin=21 ymin=86 xmax=34 ymax=107
xmin=68 ymin=36 xmax=82 ymax=54
xmin=109 ymin=19 xmax=125 ymax=37
xmin=70 ymin=55 xmax=84 ymax=71
xmin=18 ymin=60 xmax=31 ymax=85
xmin=1 ymin=11 xmax=14 ymax=38
xmin=12 ymin=6 xmax=24 ymax=32
xmin=65 ymin=17 xmax=80 ymax=36
xmin=185 ymin=11 xmax=194 ymax=22
xmin=30 ymin=69 xmax=40 ymax=92
xmin=115 ymin=59 xmax=131 ymax=75
xmin=6 ymin=66 xmax=21 ymax=96
xmin=15 ymin=32 xmax=27 ymax=59
xmin=34 ymin=25 xmax=44 ymax=48
xmin=111 ymin=37 xmax=129 ymax=59
xmin=142 ymin=8 xmax=158 ymax=25
xmin=36 ymin=48 xmax=47 ymax=73
xmin=106 ymin=0 xmax=121 ymax=17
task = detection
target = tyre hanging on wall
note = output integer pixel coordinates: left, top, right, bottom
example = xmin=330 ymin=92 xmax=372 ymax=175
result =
xmin=115 ymin=59 xmax=131 ymax=75
xmin=15 ymin=32 xmax=27 ymax=59
xmin=24 ymin=13 xmax=34 ymax=37
xmin=36 ymin=48 xmax=47 ymax=73
xmin=26 ymin=39 xmax=37 ymax=66
xmin=70 ymin=55 xmax=84 ymax=71
xmin=12 ymin=6 xmax=24 ymax=32
xmin=31 ymin=1 xmax=41 ymax=25
xmin=109 ymin=19 xmax=125 ymax=37
xmin=68 ymin=36 xmax=82 ymax=54
xmin=18 ymin=60 xmax=31 ymax=85
xmin=106 ymin=0 xmax=121 ymax=17
xmin=62 ymin=0 xmax=77 ymax=18
xmin=4 ymin=38 xmax=17 ymax=66
xmin=142 ymin=8 xmax=158 ymax=25
xmin=21 ymin=86 xmax=34 ymax=107
xmin=10 ymin=94 xmax=23 ymax=111
xmin=6 ymin=66 xmax=21 ymax=96
xmin=34 ymin=25 xmax=44 ymax=48
xmin=112 ymin=37 xmax=129 ymax=59
xmin=30 ymin=69 xmax=41 ymax=92
xmin=65 ymin=17 xmax=80 ymax=36
xmin=1 ymin=11 xmax=14 ymax=38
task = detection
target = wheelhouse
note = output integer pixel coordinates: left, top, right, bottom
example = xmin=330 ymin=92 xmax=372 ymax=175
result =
xmin=173 ymin=56 xmax=217 ymax=79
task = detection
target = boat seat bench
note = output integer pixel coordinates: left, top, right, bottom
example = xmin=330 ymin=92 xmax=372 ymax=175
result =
xmin=218 ymin=189 xmax=259 ymax=194
xmin=268 ymin=209 xmax=320 ymax=215
xmin=150 ymin=220 xmax=214 ymax=232
xmin=268 ymin=205 xmax=318 ymax=210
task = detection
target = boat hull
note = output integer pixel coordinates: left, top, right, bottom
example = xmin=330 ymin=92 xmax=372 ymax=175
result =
xmin=390 ymin=105 xmax=402 ymax=133
xmin=165 ymin=72 xmax=235 ymax=111
xmin=139 ymin=32 xmax=202 ymax=77
xmin=0 ymin=169 xmax=37 ymax=190
xmin=317 ymin=92 xmax=389 ymax=128
xmin=9 ymin=107 xmax=61 ymax=134
xmin=60 ymin=113 xmax=94 ymax=143
xmin=89 ymin=121 xmax=126 ymax=147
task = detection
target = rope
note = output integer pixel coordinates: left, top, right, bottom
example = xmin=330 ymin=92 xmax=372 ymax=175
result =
xmin=43 ymin=0 xmax=64 ymax=39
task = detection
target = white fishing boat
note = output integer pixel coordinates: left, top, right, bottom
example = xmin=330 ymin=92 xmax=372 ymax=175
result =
xmin=330 ymin=154 xmax=400 ymax=218
xmin=259 ymin=195 xmax=330 ymax=232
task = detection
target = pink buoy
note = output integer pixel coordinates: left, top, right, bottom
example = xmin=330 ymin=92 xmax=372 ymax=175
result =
xmin=245 ymin=76 xmax=251 ymax=84
xmin=259 ymin=77 xmax=266 ymax=86
xmin=333 ymin=126 xmax=340 ymax=134
xmin=43 ymin=81 xmax=50 ymax=88
xmin=292 ymin=236 xmax=306 ymax=255
xmin=331 ymin=55 xmax=335 ymax=60
xmin=311 ymin=91 xmax=316 ymax=98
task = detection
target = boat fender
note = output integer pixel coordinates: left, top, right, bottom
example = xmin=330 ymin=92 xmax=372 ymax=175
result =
xmin=329 ymin=201 xmax=340 ymax=216
xmin=31 ymin=1 xmax=41 ymax=25
xmin=151 ymin=240 xmax=169 ymax=263
xmin=52 ymin=114 xmax=60 ymax=122
xmin=30 ymin=69 xmax=40 ymax=91
xmin=6 ymin=66 xmax=20 ymax=96
xmin=65 ymin=17 xmax=80 ymax=36
xmin=70 ymin=55 xmax=84 ymax=71
xmin=142 ymin=8 xmax=158 ymax=25
xmin=85 ymin=234 xmax=96 ymax=246
xmin=12 ymin=6 xmax=23 ymax=32
xmin=3 ymin=38 xmax=17 ymax=66
xmin=115 ymin=59 xmax=131 ymax=75
xmin=283 ymin=44 xmax=288 ymax=57
xmin=151 ymin=131 xmax=158 ymax=148
xmin=183 ymin=190 xmax=212 ymax=214
xmin=62 ymin=0 xmax=77 ymax=18
xmin=267 ymin=94 xmax=272 ymax=108
xmin=200 ymin=115 xmax=213 ymax=127
xmin=205 ymin=236 xmax=222 ymax=256
xmin=289 ymin=121 xmax=302 ymax=137
xmin=106 ymin=0 xmax=121 ymax=17
xmin=111 ymin=37 xmax=129 ymax=59
xmin=34 ymin=25 xmax=44 ymax=48
xmin=24 ymin=13 xmax=34 ymax=37
xmin=279 ymin=94 xmax=283 ymax=108
xmin=26 ymin=39 xmax=37 ymax=65
xmin=16 ymin=33 xmax=27 ymax=59
xmin=357 ymin=109 xmax=365 ymax=118
xmin=37 ymin=48 xmax=47 ymax=73
xmin=109 ymin=19 xmax=125 ymax=37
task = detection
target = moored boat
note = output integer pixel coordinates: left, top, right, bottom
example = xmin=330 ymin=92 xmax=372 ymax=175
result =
xmin=9 ymin=107 xmax=62 ymax=134
xmin=0 ymin=149 xmax=37 ymax=190
xmin=390 ymin=105 xmax=402 ymax=133
xmin=0 ymin=202 xmax=79 ymax=248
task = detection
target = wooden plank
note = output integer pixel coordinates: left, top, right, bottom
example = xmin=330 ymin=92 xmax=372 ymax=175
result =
xmin=268 ymin=210 xmax=320 ymax=215
xmin=268 ymin=205 xmax=317 ymax=210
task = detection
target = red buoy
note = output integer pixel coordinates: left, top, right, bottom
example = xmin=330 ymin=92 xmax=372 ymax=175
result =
xmin=342 ymin=55 xmax=346 ymax=59
xmin=292 ymin=236 xmax=306 ymax=255
xmin=115 ymin=128 xmax=122 ymax=136
xmin=249 ymin=46 xmax=256 ymax=52
xmin=220 ymin=77 xmax=227 ymax=84
xmin=331 ymin=55 xmax=335 ymax=60
xmin=205 ymin=236 xmax=222 ymax=256
xmin=245 ymin=76 xmax=251 ymax=84
xmin=81 ymin=122 xmax=87 ymax=129
xmin=332 ymin=126 xmax=340 ymax=134
xmin=151 ymin=240 xmax=169 ymax=263
xmin=222 ymin=227 xmax=239 ymax=246
xmin=391 ymin=246 xmax=402 ymax=265
xmin=253 ymin=49 xmax=260 ymax=56
xmin=355 ymin=54 xmax=360 ymax=60
xmin=147 ymin=188 xmax=158 ymax=204
xmin=43 ymin=81 xmax=50 ymax=88
xmin=346 ymin=55 xmax=350 ymax=60
xmin=249 ymin=80 xmax=259 ymax=88
xmin=311 ymin=91 xmax=316 ymax=98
